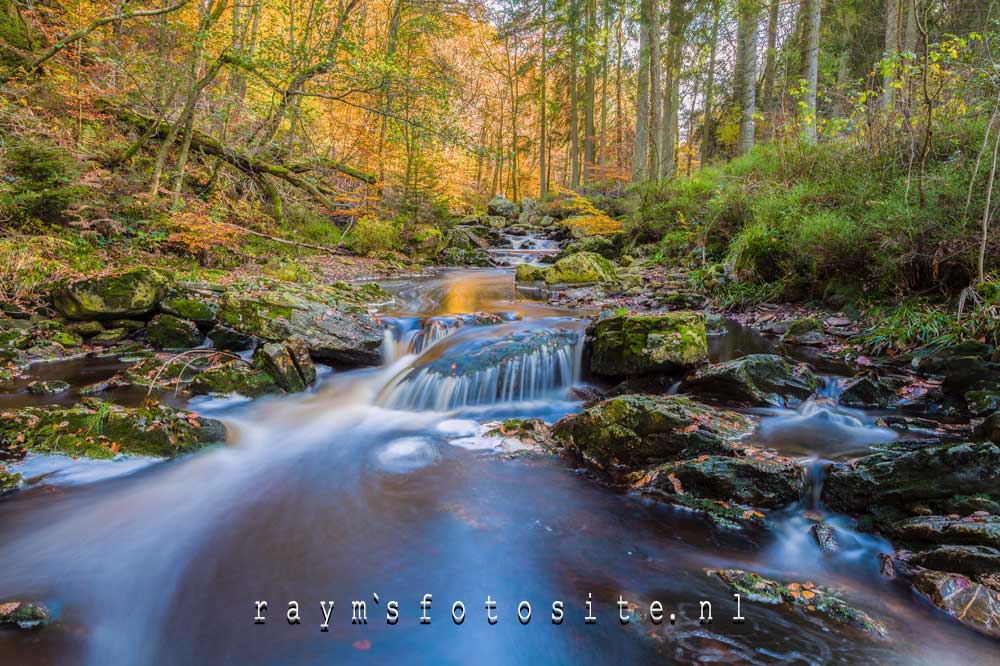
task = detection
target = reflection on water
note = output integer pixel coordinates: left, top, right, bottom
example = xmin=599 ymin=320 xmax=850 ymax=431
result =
xmin=0 ymin=270 xmax=996 ymax=665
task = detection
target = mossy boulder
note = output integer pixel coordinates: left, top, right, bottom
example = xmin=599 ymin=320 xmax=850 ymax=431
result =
xmin=588 ymin=310 xmax=707 ymax=377
xmin=486 ymin=195 xmax=520 ymax=220
xmin=822 ymin=441 xmax=1000 ymax=528
xmin=839 ymin=372 xmax=904 ymax=409
xmin=160 ymin=287 xmax=219 ymax=325
xmin=52 ymin=268 xmax=165 ymax=320
xmin=681 ymin=354 xmax=817 ymax=407
xmin=51 ymin=330 xmax=83 ymax=347
xmin=408 ymin=225 xmax=447 ymax=260
xmin=69 ymin=320 xmax=104 ymax=338
xmin=781 ymin=318 xmax=826 ymax=346
xmin=207 ymin=324 xmax=258 ymax=351
xmin=643 ymin=456 xmax=804 ymax=508
xmin=189 ymin=360 xmax=280 ymax=398
xmin=899 ymin=545 xmax=1000 ymax=580
xmin=707 ymin=569 xmax=887 ymax=638
xmin=217 ymin=279 xmax=383 ymax=366
xmin=551 ymin=394 xmax=755 ymax=468
xmin=0 ymin=601 xmax=50 ymax=630
xmin=515 ymin=252 xmax=617 ymax=286
xmin=27 ymin=380 xmax=70 ymax=395
xmin=909 ymin=569 xmax=1000 ymax=639
xmin=252 ymin=339 xmax=316 ymax=393
xmin=147 ymin=314 xmax=203 ymax=350
xmin=0 ymin=398 xmax=226 ymax=459
xmin=90 ymin=327 xmax=128 ymax=345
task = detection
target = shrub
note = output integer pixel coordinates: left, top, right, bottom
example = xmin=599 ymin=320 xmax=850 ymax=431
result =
xmin=1 ymin=138 xmax=86 ymax=225
xmin=347 ymin=215 xmax=401 ymax=256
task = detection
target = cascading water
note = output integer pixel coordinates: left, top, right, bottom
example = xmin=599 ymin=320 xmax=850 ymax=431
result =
xmin=377 ymin=323 xmax=584 ymax=411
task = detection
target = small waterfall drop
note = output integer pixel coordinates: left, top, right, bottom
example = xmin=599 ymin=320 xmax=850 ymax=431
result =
xmin=377 ymin=325 xmax=584 ymax=411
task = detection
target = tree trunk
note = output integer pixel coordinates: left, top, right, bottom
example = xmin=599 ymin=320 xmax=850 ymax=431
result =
xmin=701 ymin=0 xmax=720 ymax=166
xmin=539 ymin=0 xmax=548 ymax=197
xmin=630 ymin=0 xmax=651 ymax=181
xmin=647 ymin=0 xmax=661 ymax=179
xmin=761 ymin=0 xmax=780 ymax=111
xmin=736 ymin=0 xmax=759 ymax=156
xmin=881 ymin=0 xmax=901 ymax=110
xmin=569 ymin=0 xmax=581 ymax=189
xmin=659 ymin=0 xmax=687 ymax=179
xmin=801 ymin=0 xmax=821 ymax=143
xmin=583 ymin=0 xmax=597 ymax=181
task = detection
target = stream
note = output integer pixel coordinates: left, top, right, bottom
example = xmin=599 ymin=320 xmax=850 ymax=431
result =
xmin=0 ymin=262 xmax=997 ymax=664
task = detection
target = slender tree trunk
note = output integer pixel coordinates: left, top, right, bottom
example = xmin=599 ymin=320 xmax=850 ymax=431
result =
xmin=583 ymin=0 xmax=597 ymax=180
xmin=802 ymin=0 xmax=821 ymax=143
xmin=615 ymin=0 xmax=625 ymax=172
xmin=660 ymin=0 xmax=687 ymax=178
xmin=631 ymin=0 xmax=652 ymax=181
xmin=599 ymin=2 xmax=610 ymax=167
xmin=686 ymin=73 xmax=700 ymax=175
xmin=701 ymin=0 xmax=720 ymax=166
xmin=539 ymin=0 xmax=548 ymax=197
xmin=761 ymin=0 xmax=779 ymax=111
xmin=647 ymin=0 xmax=661 ymax=179
xmin=569 ymin=0 xmax=581 ymax=189
xmin=736 ymin=0 xmax=759 ymax=156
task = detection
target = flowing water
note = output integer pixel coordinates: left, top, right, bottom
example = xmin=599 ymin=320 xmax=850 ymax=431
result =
xmin=0 ymin=268 xmax=997 ymax=665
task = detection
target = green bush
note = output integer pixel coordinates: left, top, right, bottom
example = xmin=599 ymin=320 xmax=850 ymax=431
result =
xmin=347 ymin=216 xmax=401 ymax=256
xmin=1 ymin=138 xmax=86 ymax=225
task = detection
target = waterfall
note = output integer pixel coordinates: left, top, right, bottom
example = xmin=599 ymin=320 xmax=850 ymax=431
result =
xmin=377 ymin=327 xmax=584 ymax=411
xmin=381 ymin=315 xmax=484 ymax=363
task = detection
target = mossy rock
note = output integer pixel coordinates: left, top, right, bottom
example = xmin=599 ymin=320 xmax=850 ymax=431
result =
xmin=0 ymin=465 xmax=23 ymax=494
xmin=486 ymin=195 xmax=520 ymax=220
xmin=189 ymin=360 xmax=280 ymax=398
xmin=681 ymin=354 xmax=817 ymax=407
xmin=207 ymin=324 xmax=258 ymax=352
xmin=0 ymin=601 xmax=50 ymax=630
xmin=822 ymin=441 xmax=1000 ymax=527
xmin=90 ymin=327 xmax=128 ymax=345
xmin=781 ymin=318 xmax=826 ymax=346
xmin=889 ymin=515 xmax=1000 ymax=549
xmin=52 ymin=268 xmax=165 ymax=320
xmin=551 ymin=394 xmax=755 ymax=468
xmin=68 ymin=321 xmax=105 ymax=338
xmin=588 ymin=310 xmax=707 ymax=377
xmin=707 ymin=569 xmax=887 ymax=638
xmin=0 ymin=398 xmax=226 ymax=459
xmin=51 ymin=330 xmax=83 ymax=347
xmin=643 ymin=455 xmax=804 ymax=508
xmin=27 ymin=380 xmax=70 ymax=395
xmin=252 ymin=339 xmax=315 ymax=393
xmin=217 ymin=279 xmax=383 ymax=366
xmin=147 ymin=314 xmax=203 ymax=350
xmin=515 ymin=252 xmax=617 ymax=286
xmin=160 ymin=288 xmax=219 ymax=325
xmin=974 ymin=411 xmax=1000 ymax=444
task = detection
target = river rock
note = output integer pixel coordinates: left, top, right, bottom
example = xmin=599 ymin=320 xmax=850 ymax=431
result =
xmin=811 ymin=523 xmax=841 ymax=552
xmin=900 ymin=545 xmax=1000 ymax=580
xmin=217 ymin=279 xmax=382 ymax=366
xmin=52 ymin=268 xmax=165 ymax=320
xmin=486 ymin=195 xmax=520 ymax=220
xmin=551 ymin=394 xmax=756 ymax=468
xmin=917 ymin=341 xmax=1000 ymax=399
xmin=27 ymin=380 xmax=71 ymax=395
xmin=189 ymin=360 xmax=280 ymax=398
xmin=0 ymin=398 xmax=226 ymax=459
xmin=966 ymin=391 xmax=1000 ymax=416
xmin=822 ymin=441 xmax=1000 ymax=528
xmin=889 ymin=515 xmax=1000 ymax=548
xmin=909 ymin=569 xmax=1000 ymax=639
xmin=680 ymin=354 xmax=817 ymax=407
xmin=0 ymin=465 xmax=23 ymax=494
xmin=839 ymin=372 xmax=904 ymax=409
xmin=146 ymin=313 xmax=203 ymax=350
xmin=707 ymin=569 xmax=887 ymax=638
xmin=587 ymin=311 xmax=708 ymax=378
xmin=160 ymin=286 xmax=219 ymax=325
xmin=207 ymin=324 xmax=258 ymax=351
xmin=780 ymin=318 xmax=826 ymax=346
xmin=515 ymin=252 xmax=617 ymax=286
xmin=69 ymin=320 xmax=104 ymax=338
xmin=90 ymin=327 xmax=128 ymax=345
xmin=642 ymin=456 xmax=804 ymax=508
xmin=974 ymin=411 xmax=1000 ymax=443
xmin=252 ymin=339 xmax=316 ymax=393
xmin=0 ymin=601 xmax=49 ymax=630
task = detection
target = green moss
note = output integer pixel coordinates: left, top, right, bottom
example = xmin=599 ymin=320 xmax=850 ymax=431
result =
xmin=589 ymin=310 xmax=707 ymax=376
xmin=52 ymin=268 xmax=166 ymax=320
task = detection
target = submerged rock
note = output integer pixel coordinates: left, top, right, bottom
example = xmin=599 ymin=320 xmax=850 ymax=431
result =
xmin=26 ymin=380 xmax=71 ymax=395
xmin=681 ymin=354 xmax=817 ymax=407
xmin=551 ymin=394 xmax=755 ymax=468
xmin=707 ymin=569 xmax=887 ymax=638
xmin=642 ymin=455 xmax=804 ymax=508
xmin=147 ymin=313 xmax=203 ymax=350
xmin=0 ymin=465 xmax=24 ymax=494
xmin=811 ymin=523 xmax=841 ymax=552
xmin=822 ymin=441 xmax=1000 ymax=527
xmin=587 ymin=310 xmax=708 ymax=378
xmin=0 ymin=398 xmax=226 ymax=459
xmin=217 ymin=279 xmax=382 ymax=366
xmin=189 ymin=360 xmax=280 ymax=398
xmin=0 ymin=601 xmax=49 ymax=630
xmin=52 ymin=268 xmax=165 ymax=320
xmin=515 ymin=252 xmax=617 ymax=286
xmin=780 ymin=318 xmax=826 ymax=346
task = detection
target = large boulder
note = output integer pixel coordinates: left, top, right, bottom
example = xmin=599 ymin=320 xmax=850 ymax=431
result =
xmin=486 ymin=195 xmax=520 ymax=220
xmin=551 ymin=394 xmax=755 ymax=468
xmin=217 ymin=279 xmax=383 ymax=366
xmin=159 ymin=285 xmax=220 ymax=326
xmin=0 ymin=398 xmax=226 ymax=459
xmin=515 ymin=252 xmax=617 ymax=286
xmin=681 ymin=354 xmax=817 ymax=407
xmin=587 ymin=311 xmax=708 ymax=378
xmin=52 ymin=268 xmax=165 ymax=320
xmin=889 ymin=515 xmax=1000 ymax=549
xmin=780 ymin=318 xmax=826 ymax=346
xmin=643 ymin=456 xmax=804 ymax=508
xmin=146 ymin=313 xmax=204 ymax=350
xmin=822 ymin=441 xmax=1000 ymax=526
xmin=917 ymin=341 xmax=1000 ymax=400
xmin=908 ymin=569 xmax=1000 ymax=639
xmin=252 ymin=339 xmax=316 ymax=393
xmin=189 ymin=360 xmax=281 ymax=398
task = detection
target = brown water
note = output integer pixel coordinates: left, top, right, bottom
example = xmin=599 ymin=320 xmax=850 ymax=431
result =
xmin=0 ymin=269 xmax=996 ymax=665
